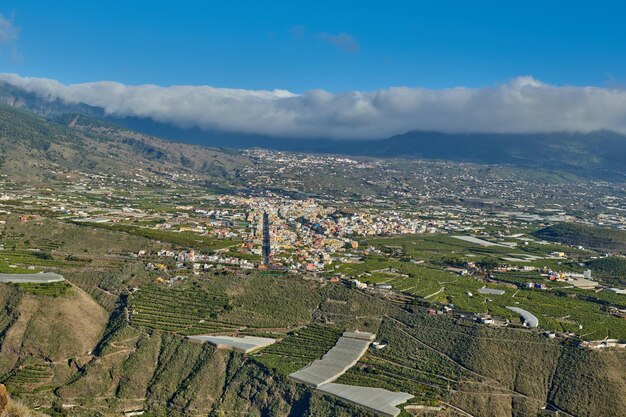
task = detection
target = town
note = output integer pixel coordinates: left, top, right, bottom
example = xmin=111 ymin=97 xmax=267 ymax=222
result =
xmin=1 ymin=135 xmax=625 ymax=417
xmin=1 ymin=149 xmax=625 ymax=350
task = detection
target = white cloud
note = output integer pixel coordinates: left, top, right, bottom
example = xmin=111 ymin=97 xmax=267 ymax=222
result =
xmin=317 ymin=32 xmax=360 ymax=53
xmin=2 ymin=73 xmax=626 ymax=139
xmin=0 ymin=13 xmax=19 ymax=44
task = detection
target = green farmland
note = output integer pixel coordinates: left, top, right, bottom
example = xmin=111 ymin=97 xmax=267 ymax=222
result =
xmin=334 ymin=234 xmax=626 ymax=340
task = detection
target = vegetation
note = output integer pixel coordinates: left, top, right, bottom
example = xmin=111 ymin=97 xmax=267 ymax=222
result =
xmin=338 ymin=235 xmax=626 ymax=340
xmin=337 ymin=318 xmax=465 ymax=405
xmin=586 ymin=256 xmax=626 ymax=286
xmin=128 ymin=274 xmax=322 ymax=335
xmin=129 ymin=283 xmax=237 ymax=335
xmin=73 ymin=221 xmax=239 ymax=251
xmin=14 ymin=281 xmax=71 ymax=297
xmin=0 ymin=103 xmax=624 ymax=417
xmin=534 ymin=223 xmax=626 ymax=253
xmin=0 ymin=103 xmax=249 ymax=186
xmin=67 ymin=270 xmax=131 ymax=311
xmin=254 ymin=324 xmax=343 ymax=375
xmin=2 ymin=396 xmax=46 ymax=417
xmin=0 ymin=357 xmax=52 ymax=388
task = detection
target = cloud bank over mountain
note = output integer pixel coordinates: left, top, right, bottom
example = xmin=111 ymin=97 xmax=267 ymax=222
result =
xmin=1 ymin=73 xmax=626 ymax=139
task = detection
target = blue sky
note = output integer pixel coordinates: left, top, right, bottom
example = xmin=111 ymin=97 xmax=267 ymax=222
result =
xmin=1 ymin=0 xmax=626 ymax=92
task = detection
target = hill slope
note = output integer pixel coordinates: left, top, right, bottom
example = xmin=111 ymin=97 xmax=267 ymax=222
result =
xmin=2 ymin=281 xmax=624 ymax=417
xmin=534 ymin=223 xmax=626 ymax=253
xmin=0 ymin=104 xmax=249 ymax=185
xmin=348 ymin=130 xmax=626 ymax=180
xmin=585 ymin=256 xmax=626 ymax=286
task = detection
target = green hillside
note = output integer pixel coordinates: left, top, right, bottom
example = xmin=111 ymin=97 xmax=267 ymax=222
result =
xmin=534 ymin=223 xmax=626 ymax=253
xmin=2 ymin=274 xmax=624 ymax=417
xmin=586 ymin=256 xmax=626 ymax=286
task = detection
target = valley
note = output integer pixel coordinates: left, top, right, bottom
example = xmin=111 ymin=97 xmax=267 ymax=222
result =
xmin=0 ymin=105 xmax=624 ymax=417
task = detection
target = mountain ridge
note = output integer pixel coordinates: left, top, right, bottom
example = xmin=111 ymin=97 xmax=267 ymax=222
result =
xmin=0 ymin=103 xmax=249 ymax=186
xmin=1 ymin=81 xmax=626 ymax=180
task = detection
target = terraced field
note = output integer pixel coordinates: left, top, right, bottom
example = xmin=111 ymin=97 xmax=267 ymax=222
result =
xmin=0 ymin=262 xmax=39 ymax=274
xmin=15 ymin=281 xmax=71 ymax=297
xmin=0 ymin=248 xmax=80 ymax=272
xmin=77 ymin=222 xmax=240 ymax=251
xmin=337 ymin=318 xmax=483 ymax=405
xmin=0 ymin=233 xmax=63 ymax=252
xmin=254 ymin=324 xmax=343 ymax=374
xmin=0 ymin=357 xmax=52 ymax=388
xmin=366 ymin=234 xmax=590 ymax=263
xmin=334 ymin=312 xmax=575 ymax=414
xmin=67 ymin=271 xmax=128 ymax=311
xmin=332 ymin=252 xmax=626 ymax=340
xmin=128 ymin=284 xmax=240 ymax=335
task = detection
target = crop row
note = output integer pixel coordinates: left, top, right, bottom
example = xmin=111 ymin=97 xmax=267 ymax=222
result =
xmin=16 ymin=282 xmax=71 ymax=297
xmin=1 ymin=364 xmax=52 ymax=386
xmin=255 ymin=324 xmax=343 ymax=374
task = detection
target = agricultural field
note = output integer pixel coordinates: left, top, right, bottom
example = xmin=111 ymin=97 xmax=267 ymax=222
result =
xmin=332 ymin=234 xmax=626 ymax=340
xmin=77 ymin=221 xmax=240 ymax=251
xmin=585 ymin=256 xmax=626 ymax=287
xmin=365 ymin=233 xmax=591 ymax=264
xmin=0 ymin=213 xmax=158 ymax=264
xmin=129 ymin=274 xmax=323 ymax=335
xmin=128 ymin=282 xmax=238 ymax=335
xmin=0 ymin=262 xmax=38 ymax=274
xmin=534 ymin=223 xmax=626 ymax=253
xmin=337 ymin=317 xmax=483 ymax=405
xmin=253 ymin=324 xmax=343 ymax=375
xmin=67 ymin=268 xmax=141 ymax=311
xmin=0 ymin=248 xmax=76 ymax=272
xmin=1 ymin=93 xmax=626 ymax=417
xmin=317 ymin=283 xmax=389 ymax=332
xmin=381 ymin=266 xmax=623 ymax=339
xmin=0 ymin=357 xmax=52 ymax=391
xmin=14 ymin=281 xmax=71 ymax=297
xmin=219 ymin=274 xmax=322 ymax=329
